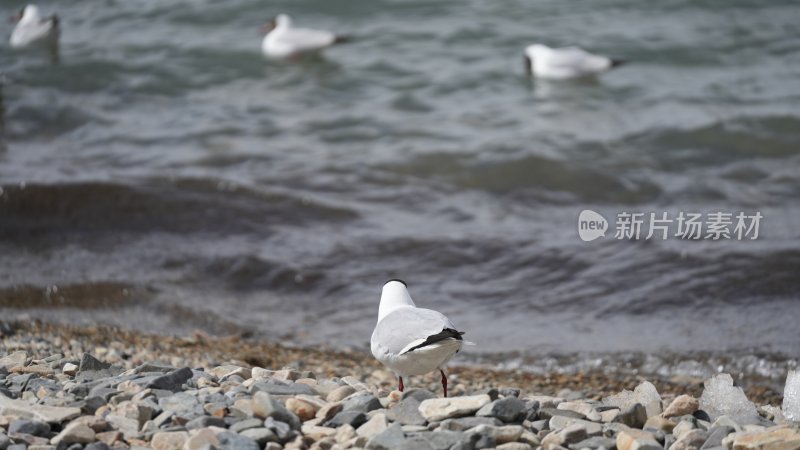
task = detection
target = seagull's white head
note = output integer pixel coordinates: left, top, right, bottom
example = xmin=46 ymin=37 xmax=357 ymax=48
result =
xmin=378 ymin=279 xmax=415 ymax=322
xmin=524 ymin=44 xmax=550 ymax=75
xmin=525 ymin=44 xmax=548 ymax=60
xmin=275 ymin=14 xmax=292 ymax=28
xmin=261 ymin=13 xmax=291 ymax=35
xmin=11 ymin=4 xmax=40 ymax=24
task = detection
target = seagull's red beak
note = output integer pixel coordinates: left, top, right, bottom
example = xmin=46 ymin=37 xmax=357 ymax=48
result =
xmin=9 ymin=12 xmax=22 ymax=23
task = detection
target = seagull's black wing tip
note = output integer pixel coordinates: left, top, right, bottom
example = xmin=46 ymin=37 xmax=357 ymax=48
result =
xmin=334 ymin=34 xmax=352 ymax=44
xmin=385 ymin=278 xmax=407 ymax=287
xmin=611 ymin=58 xmax=627 ymax=68
xmin=404 ymin=328 xmax=464 ymax=354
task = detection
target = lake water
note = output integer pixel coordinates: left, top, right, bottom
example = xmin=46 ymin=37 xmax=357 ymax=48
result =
xmin=1 ymin=0 xmax=799 ymax=380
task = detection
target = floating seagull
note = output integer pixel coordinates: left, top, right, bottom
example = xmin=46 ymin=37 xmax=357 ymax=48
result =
xmin=524 ymin=44 xmax=624 ymax=79
xmin=9 ymin=4 xmax=59 ymax=48
xmin=371 ymin=279 xmax=470 ymax=397
xmin=261 ymin=14 xmax=347 ymax=59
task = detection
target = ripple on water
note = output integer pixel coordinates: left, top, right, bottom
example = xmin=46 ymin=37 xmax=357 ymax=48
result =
xmin=0 ymin=0 xmax=799 ymax=366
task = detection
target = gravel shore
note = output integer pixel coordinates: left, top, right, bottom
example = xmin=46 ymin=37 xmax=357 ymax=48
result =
xmin=1 ymin=320 xmax=798 ymax=450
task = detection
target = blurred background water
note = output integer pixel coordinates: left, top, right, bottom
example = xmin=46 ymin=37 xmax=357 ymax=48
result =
xmin=1 ymin=0 xmax=799 ymax=378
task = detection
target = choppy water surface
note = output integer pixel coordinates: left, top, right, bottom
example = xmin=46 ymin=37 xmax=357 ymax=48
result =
xmin=1 ymin=0 xmax=799 ymax=378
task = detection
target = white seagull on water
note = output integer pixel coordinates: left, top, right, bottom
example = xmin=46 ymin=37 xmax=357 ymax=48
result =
xmin=9 ymin=4 xmax=59 ymax=48
xmin=371 ymin=279 xmax=471 ymax=397
xmin=261 ymin=14 xmax=348 ymax=59
xmin=524 ymin=44 xmax=624 ymax=80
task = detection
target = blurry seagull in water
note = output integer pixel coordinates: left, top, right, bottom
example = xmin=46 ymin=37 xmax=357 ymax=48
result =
xmin=524 ymin=44 xmax=624 ymax=80
xmin=261 ymin=14 xmax=348 ymax=59
xmin=371 ymin=279 xmax=472 ymax=397
xmin=10 ymin=4 xmax=59 ymax=49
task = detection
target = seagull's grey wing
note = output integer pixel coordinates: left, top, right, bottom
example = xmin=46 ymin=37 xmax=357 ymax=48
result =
xmin=372 ymin=307 xmax=460 ymax=356
xmin=279 ymin=27 xmax=336 ymax=52
xmin=552 ymin=47 xmax=610 ymax=72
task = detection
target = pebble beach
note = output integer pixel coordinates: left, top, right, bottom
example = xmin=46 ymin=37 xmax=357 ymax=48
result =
xmin=2 ymin=320 xmax=799 ymax=450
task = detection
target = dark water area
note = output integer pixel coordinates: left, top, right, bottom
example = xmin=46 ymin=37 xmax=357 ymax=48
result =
xmin=1 ymin=0 xmax=799 ymax=381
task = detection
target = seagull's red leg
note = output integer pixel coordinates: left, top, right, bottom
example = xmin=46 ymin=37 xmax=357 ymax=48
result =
xmin=440 ymin=369 xmax=448 ymax=398
xmin=398 ymin=376 xmax=404 ymax=392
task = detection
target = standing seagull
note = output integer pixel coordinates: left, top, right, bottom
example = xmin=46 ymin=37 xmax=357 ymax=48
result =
xmin=261 ymin=14 xmax=347 ymax=59
xmin=9 ymin=4 xmax=59 ymax=48
xmin=524 ymin=44 xmax=624 ymax=80
xmin=371 ymin=279 xmax=469 ymax=397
